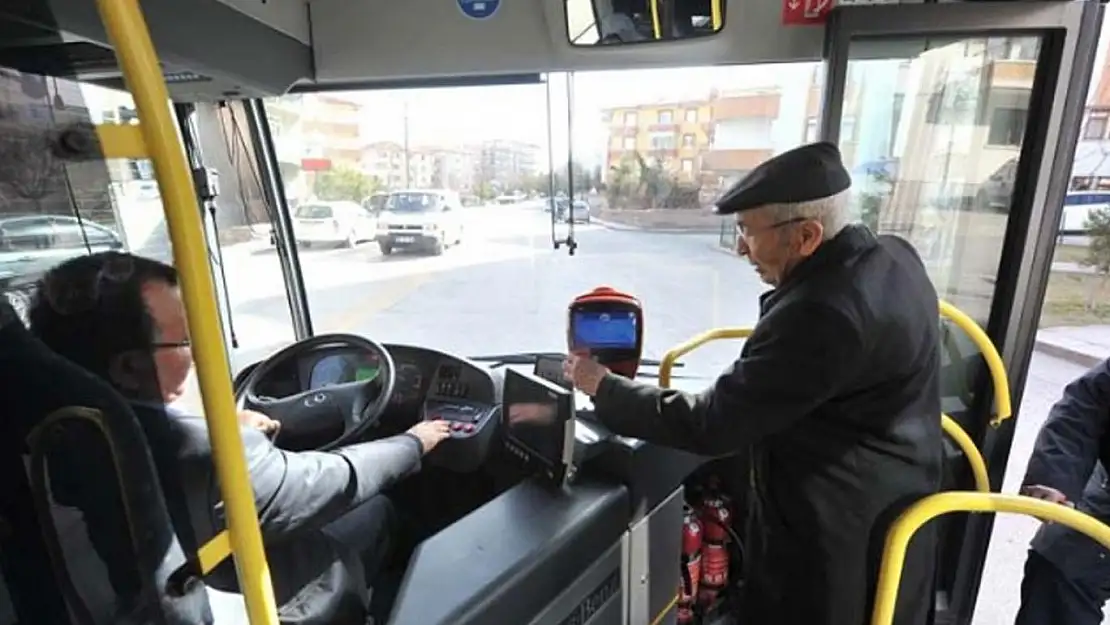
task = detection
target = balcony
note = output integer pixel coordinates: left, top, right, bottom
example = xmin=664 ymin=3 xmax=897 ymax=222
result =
xmin=987 ymin=59 xmax=1035 ymax=90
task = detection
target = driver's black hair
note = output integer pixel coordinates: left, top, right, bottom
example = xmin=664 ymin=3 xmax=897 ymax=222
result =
xmin=28 ymin=251 xmax=178 ymax=383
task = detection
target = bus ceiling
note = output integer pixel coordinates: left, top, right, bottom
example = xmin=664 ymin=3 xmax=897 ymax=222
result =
xmin=0 ymin=0 xmax=1090 ymax=102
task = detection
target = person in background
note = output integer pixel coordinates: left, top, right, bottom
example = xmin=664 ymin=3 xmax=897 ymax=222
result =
xmin=564 ymin=142 xmax=943 ymax=625
xmin=1014 ymin=357 xmax=1110 ymax=625
xmin=28 ymin=251 xmax=450 ymax=625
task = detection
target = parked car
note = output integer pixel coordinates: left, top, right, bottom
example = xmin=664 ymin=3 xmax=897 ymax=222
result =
xmin=375 ymin=189 xmax=465 ymax=256
xmin=560 ymin=200 xmax=591 ymax=224
xmin=293 ymin=201 xmax=377 ymax=248
xmin=0 ymin=214 xmax=124 ymax=284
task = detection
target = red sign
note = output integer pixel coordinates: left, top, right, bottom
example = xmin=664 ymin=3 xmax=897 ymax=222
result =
xmin=301 ymin=158 xmax=332 ymax=172
xmin=783 ymin=0 xmax=834 ymax=25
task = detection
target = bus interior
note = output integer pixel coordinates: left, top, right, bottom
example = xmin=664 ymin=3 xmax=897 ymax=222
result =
xmin=0 ymin=0 xmax=1108 ymax=624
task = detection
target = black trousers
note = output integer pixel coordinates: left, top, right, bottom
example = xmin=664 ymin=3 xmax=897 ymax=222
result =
xmin=321 ymin=495 xmax=399 ymax=620
xmin=1014 ymin=550 xmax=1110 ymax=625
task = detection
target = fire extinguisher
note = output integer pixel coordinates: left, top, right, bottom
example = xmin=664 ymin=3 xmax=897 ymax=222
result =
xmin=677 ymin=507 xmax=702 ymax=624
xmin=697 ymin=495 xmax=732 ymax=608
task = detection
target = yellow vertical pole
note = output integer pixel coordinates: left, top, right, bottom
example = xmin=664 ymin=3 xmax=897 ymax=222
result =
xmin=92 ymin=1 xmax=279 ymax=623
xmin=711 ymin=0 xmax=722 ymax=31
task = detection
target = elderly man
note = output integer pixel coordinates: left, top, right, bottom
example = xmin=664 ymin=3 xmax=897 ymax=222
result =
xmin=565 ymin=142 xmax=943 ymax=625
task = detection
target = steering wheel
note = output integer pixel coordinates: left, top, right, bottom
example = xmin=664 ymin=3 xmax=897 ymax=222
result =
xmin=235 ymin=333 xmax=397 ymax=451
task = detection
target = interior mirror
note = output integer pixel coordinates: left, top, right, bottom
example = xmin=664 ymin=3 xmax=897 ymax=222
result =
xmin=566 ymin=0 xmax=724 ymax=46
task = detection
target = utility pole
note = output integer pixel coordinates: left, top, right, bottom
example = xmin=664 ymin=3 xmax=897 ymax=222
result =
xmin=402 ymin=99 xmax=411 ymax=188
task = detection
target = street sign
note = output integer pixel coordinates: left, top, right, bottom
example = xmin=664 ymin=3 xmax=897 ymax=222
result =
xmin=783 ymin=0 xmax=834 ymax=25
xmin=458 ymin=0 xmax=500 ymax=20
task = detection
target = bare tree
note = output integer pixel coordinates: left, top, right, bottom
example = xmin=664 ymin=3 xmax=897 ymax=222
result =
xmin=0 ymin=121 xmax=64 ymax=214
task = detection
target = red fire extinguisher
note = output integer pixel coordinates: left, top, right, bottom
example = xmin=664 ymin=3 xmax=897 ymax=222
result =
xmin=697 ymin=495 xmax=732 ymax=607
xmin=677 ymin=507 xmax=702 ymax=624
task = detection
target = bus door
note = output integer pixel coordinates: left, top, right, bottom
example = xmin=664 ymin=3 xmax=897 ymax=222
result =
xmin=817 ymin=3 xmax=1102 ymax=623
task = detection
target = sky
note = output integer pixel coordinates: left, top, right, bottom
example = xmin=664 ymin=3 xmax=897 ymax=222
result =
xmin=347 ymin=18 xmax=1110 ymax=171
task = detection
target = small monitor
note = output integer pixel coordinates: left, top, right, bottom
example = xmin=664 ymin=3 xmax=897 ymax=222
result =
xmin=502 ymin=368 xmax=575 ymax=488
xmin=571 ymin=310 xmax=638 ymax=350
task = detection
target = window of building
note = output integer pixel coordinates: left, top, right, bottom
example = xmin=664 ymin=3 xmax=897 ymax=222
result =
xmin=685 ymin=109 xmax=698 ymax=123
xmin=682 ymin=134 xmax=696 ymax=147
xmin=1085 ymin=114 xmax=1108 ymax=140
xmin=987 ymin=106 xmax=1027 ymax=146
xmin=682 ymin=159 xmax=694 ymax=173
xmin=623 ymin=112 xmax=638 ymax=126
xmin=650 ymin=133 xmax=675 ymax=150
xmin=622 ymin=137 xmax=636 ymax=150
xmin=658 ymin=110 xmax=674 ymax=124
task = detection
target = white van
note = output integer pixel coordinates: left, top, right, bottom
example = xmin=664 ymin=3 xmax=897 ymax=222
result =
xmin=375 ymin=189 xmax=465 ymax=255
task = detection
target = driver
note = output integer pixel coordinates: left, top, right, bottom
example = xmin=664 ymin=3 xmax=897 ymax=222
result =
xmin=28 ymin=251 xmax=451 ymax=625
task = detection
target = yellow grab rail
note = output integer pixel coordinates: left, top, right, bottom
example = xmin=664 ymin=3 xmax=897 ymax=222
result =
xmin=940 ymin=414 xmax=990 ymax=492
xmin=656 ymin=301 xmax=1008 ymax=493
xmin=649 ymin=0 xmax=662 ymax=39
xmin=94 ymin=0 xmax=279 ymax=622
xmin=711 ymin=0 xmax=722 ymax=30
xmin=658 ymin=327 xmax=752 ymax=388
xmin=872 ymin=492 xmax=1110 ymax=625
xmin=938 ymin=300 xmax=1012 ymax=427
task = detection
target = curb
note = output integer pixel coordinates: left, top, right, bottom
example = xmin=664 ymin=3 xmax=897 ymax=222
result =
xmin=1033 ymin=340 xmax=1103 ymax=369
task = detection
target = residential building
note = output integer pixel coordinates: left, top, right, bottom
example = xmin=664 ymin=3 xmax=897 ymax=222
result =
xmin=361 ymin=141 xmax=407 ymax=189
xmin=477 ymin=140 xmax=540 ymax=188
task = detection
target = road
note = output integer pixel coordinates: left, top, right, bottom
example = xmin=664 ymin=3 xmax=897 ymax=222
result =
xmin=218 ymin=202 xmax=768 ymax=375
xmin=186 ymin=202 xmax=1098 ymax=625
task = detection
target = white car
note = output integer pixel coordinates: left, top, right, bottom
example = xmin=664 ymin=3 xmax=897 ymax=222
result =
xmin=376 ymin=189 xmax=465 ymax=256
xmin=293 ymin=201 xmax=377 ymax=248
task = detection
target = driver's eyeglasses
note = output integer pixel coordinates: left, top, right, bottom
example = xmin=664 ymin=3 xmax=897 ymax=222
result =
xmin=153 ymin=339 xmax=191 ymax=350
xmin=735 ymin=217 xmax=808 ymax=238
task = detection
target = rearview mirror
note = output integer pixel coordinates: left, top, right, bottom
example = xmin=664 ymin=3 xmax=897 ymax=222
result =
xmin=566 ymin=0 xmax=724 ymax=46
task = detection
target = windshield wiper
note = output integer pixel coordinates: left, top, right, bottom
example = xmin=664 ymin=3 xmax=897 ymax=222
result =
xmin=468 ymin=351 xmax=682 ymax=370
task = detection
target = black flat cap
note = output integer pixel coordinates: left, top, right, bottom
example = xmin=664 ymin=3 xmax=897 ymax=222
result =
xmin=713 ymin=141 xmax=851 ymax=215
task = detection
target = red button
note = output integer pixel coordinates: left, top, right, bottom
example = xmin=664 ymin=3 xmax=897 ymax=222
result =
xmin=449 ymin=422 xmax=462 ymax=431
xmin=462 ymin=424 xmax=475 ymax=433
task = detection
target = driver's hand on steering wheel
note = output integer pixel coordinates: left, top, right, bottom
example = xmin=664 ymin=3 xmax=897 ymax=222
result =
xmin=407 ymin=420 xmax=452 ymax=454
xmin=239 ymin=409 xmax=281 ymax=437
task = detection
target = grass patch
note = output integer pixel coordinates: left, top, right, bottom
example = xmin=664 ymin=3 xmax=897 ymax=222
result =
xmin=1040 ymin=271 xmax=1110 ymax=328
xmin=1052 ymin=244 xmax=1090 ymax=265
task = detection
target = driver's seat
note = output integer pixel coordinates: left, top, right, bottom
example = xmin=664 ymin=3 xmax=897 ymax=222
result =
xmin=0 ymin=299 xmax=217 ymax=624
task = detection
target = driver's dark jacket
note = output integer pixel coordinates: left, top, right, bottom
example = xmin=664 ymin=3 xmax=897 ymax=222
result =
xmin=1023 ymin=358 xmax=1110 ymax=579
xmin=593 ymin=226 xmax=943 ymax=625
xmin=132 ymin=402 xmax=422 ymax=624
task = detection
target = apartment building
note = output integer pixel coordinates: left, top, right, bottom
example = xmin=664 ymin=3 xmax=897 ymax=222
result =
xmin=477 ymin=140 xmax=540 ymax=188
xmin=361 ymin=142 xmax=478 ymax=191
xmin=602 ymin=89 xmax=787 ymax=194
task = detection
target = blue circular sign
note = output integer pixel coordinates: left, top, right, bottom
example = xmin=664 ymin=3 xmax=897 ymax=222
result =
xmin=458 ymin=0 xmax=500 ymax=20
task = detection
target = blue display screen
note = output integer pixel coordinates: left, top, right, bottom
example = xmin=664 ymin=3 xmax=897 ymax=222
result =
xmin=572 ymin=310 xmax=638 ymax=349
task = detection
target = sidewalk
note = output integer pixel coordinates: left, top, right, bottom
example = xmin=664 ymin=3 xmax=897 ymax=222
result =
xmin=1034 ymin=325 xmax=1110 ymax=368
xmin=705 ymin=240 xmax=1108 ymax=367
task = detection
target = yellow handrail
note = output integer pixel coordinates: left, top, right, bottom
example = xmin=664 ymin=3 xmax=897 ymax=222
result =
xmin=871 ymin=492 xmax=1110 ymax=625
xmin=658 ymin=327 xmax=752 ymax=388
xmin=940 ymin=414 xmax=990 ymax=492
xmin=938 ymin=300 xmax=1012 ymax=427
xmin=93 ymin=0 xmax=279 ymax=622
xmin=649 ymin=0 xmax=662 ymax=39
xmin=711 ymin=0 xmax=722 ymax=30
xmin=656 ymin=301 xmax=1008 ymax=493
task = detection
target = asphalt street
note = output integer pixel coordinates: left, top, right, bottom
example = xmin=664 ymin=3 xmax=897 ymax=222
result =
xmin=185 ymin=202 xmax=1100 ymax=625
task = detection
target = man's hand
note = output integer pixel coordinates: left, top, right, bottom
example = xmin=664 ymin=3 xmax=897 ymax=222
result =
xmin=407 ymin=420 xmax=452 ymax=454
xmin=1021 ymin=484 xmax=1074 ymax=508
xmin=239 ymin=410 xmax=281 ymax=437
xmin=563 ymin=352 xmax=610 ymax=396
